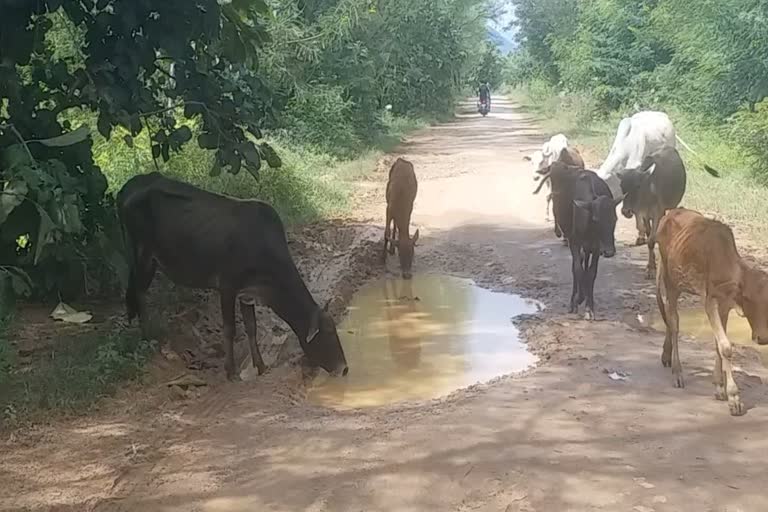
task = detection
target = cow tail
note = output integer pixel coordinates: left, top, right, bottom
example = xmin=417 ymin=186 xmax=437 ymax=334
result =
xmin=675 ymin=135 xmax=721 ymax=178
xmin=656 ymin=257 xmax=668 ymax=327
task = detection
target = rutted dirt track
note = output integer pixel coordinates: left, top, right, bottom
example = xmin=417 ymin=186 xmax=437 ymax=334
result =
xmin=4 ymin=99 xmax=768 ymax=511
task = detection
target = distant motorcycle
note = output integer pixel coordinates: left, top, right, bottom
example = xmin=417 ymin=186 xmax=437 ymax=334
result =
xmin=477 ymin=99 xmax=490 ymax=117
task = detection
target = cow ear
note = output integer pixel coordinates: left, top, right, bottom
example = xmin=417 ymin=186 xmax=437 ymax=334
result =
xmin=573 ymin=199 xmax=591 ymax=211
xmin=412 ymin=229 xmax=419 ymax=245
xmin=613 ymin=193 xmax=627 ymax=207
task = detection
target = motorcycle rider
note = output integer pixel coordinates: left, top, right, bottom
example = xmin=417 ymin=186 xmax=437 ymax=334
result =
xmin=478 ymin=81 xmax=491 ymax=110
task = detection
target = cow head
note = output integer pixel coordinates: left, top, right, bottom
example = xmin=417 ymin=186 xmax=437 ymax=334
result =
xmin=739 ymin=265 xmax=768 ymax=345
xmin=573 ymin=194 xmax=625 ymax=258
xmin=524 ymin=150 xmax=548 ymax=180
xmin=619 ymin=160 xmax=656 ymax=218
xmin=390 ymin=229 xmax=420 ymax=279
xmin=304 ymin=299 xmax=349 ymax=376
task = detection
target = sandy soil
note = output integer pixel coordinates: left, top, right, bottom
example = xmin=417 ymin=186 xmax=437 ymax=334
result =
xmin=3 ymin=99 xmax=768 ymax=512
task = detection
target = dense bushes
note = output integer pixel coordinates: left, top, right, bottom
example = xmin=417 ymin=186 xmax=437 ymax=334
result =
xmin=509 ymin=0 xmax=768 ymax=177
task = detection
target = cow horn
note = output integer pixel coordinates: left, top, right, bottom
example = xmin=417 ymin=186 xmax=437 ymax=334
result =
xmin=532 ymin=173 xmax=550 ymax=195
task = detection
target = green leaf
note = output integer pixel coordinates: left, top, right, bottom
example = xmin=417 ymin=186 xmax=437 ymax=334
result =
xmin=0 ymin=180 xmax=29 ymax=224
xmin=3 ymin=267 xmax=33 ymax=296
xmin=210 ymin=158 xmax=222 ymax=177
xmin=1 ymin=144 xmax=32 ymax=171
xmin=198 ymin=132 xmax=218 ymax=149
xmin=124 ymin=135 xmax=134 ymax=148
xmin=241 ymin=143 xmax=261 ymax=175
xmin=261 ymin=143 xmax=282 ymax=168
xmin=172 ymin=126 xmax=193 ymax=145
xmin=161 ymin=144 xmax=170 ymax=162
xmin=97 ymin=114 xmax=112 ymax=139
xmin=35 ymin=126 xmax=90 ymax=147
xmin=34 ymin=211 xmax=55 ymax=265
xmin=152 ymin=144 xmax=161 ymax=159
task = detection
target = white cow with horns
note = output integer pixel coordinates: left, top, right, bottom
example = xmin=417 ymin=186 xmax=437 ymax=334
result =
xmin=597 ymin=111 xmax=720 ymax=245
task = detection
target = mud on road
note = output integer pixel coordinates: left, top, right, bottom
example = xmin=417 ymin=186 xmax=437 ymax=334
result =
xmin=4 ymin=99 xmax=768 ymax=512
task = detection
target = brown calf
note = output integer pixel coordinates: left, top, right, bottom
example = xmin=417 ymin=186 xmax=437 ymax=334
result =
xmin=656 ymin=208 xmax=768 ymax=416
xmin=384 ymin=158 xmax=419 ymax=279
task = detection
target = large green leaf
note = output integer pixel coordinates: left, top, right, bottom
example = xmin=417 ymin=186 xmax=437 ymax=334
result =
xmin=0 ymin=180 xmax=29 ymax=225
xmin=34 ymin=126 xmax=91 ymax=147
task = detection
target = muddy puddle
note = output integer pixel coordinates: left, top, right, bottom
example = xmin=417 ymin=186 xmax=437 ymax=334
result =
xmin=626 ymin=308 xmax=768 ymax=366
xmin=307 ymin=274 xmax=542 ymax=409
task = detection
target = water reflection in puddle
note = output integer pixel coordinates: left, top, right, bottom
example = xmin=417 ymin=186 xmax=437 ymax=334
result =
xmin=308 ymin=274 xmax=542 ymax=409
xmin=626 ymin=308 xmax=768 ymax=367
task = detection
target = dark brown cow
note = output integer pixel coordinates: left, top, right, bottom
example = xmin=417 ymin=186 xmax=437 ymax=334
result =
xmin=534 ymin=162 xmax=623 ymax=319
xmin=117 ymin=172 xmax=348 ymax=381
xmin=656 ymin=208 xmax=768 ymax=416
xmin=384 ymin=158 xmax=419 ymax=279
xmin=619 ymin=147 xmax=686 ymax=279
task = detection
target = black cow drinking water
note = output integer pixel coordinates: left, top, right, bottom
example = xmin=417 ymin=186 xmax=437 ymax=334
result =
xmin=534 ymin=162 xmax=624 ymax=320
xmin=117 ymin=172 xmax=349 ymax=381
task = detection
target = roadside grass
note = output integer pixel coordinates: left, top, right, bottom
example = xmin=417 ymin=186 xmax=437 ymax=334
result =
xmin=0 ymin=324 xmax=154 ymax=430
xmin=509 ymin=86 xmax=768 ymax=245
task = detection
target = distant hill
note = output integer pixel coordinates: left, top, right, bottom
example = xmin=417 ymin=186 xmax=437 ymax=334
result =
xmin=487 ymin=25 xmax=517 ymax=55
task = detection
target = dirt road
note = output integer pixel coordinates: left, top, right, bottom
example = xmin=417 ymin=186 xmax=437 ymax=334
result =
xmin=4 ymin=99 xmax=768 ymax=512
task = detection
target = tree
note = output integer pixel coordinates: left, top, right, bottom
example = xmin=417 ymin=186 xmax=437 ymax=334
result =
xmin=0 ymin=0 xmax=279 ymax=298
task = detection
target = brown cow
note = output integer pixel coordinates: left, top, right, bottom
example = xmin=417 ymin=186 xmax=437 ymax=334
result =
xmin=656 ymin=208 xmax=768 ymax=416
xmin=384 ymin=158 xmax=419 ymax=279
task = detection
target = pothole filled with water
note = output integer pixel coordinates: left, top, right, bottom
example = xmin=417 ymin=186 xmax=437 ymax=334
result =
xmin=626 ymin=308 xmax=768 ymax=367
xmin=307 ymin=274 xmax=542 ymax=409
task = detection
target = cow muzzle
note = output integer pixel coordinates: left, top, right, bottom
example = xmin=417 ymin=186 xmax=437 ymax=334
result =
xmin=621 ymin=207 xmax=633 ymax=219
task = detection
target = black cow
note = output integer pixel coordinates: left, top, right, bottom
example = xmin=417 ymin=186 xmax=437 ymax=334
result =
xmin=116 ymin=172 xmax=349 ymax=381
xmin=619 ymin=147 xmax=686 ymax=280
xmin=534 ymin=162 xmax=624 ymax=320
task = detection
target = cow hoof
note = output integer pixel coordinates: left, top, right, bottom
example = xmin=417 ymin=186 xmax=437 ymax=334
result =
xmin=673 ymin=373 xmax=685 ymax=389
xmin=562 ymin=238 xmax=569 ymax=247
xmin=568 ymin=305 xmax=577 ymax=314
xmin=583 ymin=310 xmax=594 ymax=321
xmin=256 ymin=363 xmax=268 ymax=376
xmin=634 ymin=236 xmax=647 ymax=246
xmin=715 ymin=386 xmax=727 ymax=401
xmin=388 ymin=246 xmax=396 ymax=256
xmin=661 ymin=355 xmax=671 ymax=368
xmin=554 ymin=227 xmax=562 ymax=238
xmin=645 ymin=267 xmax=656 ymax=280
xmin=729 ymin=397 xmax=746 ymax=416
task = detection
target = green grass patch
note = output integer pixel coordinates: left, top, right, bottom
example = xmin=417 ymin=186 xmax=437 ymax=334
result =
xmin=509 ymin=85 xmax=768 ymax=245
xmin=0 ymin=327 xmax=154 ymax=429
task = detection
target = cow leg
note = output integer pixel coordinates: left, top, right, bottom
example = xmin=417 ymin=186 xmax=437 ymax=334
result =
xmin=664 ymin=284 xmax=683 ymax=388
xmin=126 ymin=247 xmax=157 ymax=339
xmin=569 ymin=244 xmax=583 ymax=314
xmin=634 ymin=215 xmax=647 ymax=246
xmin=545 ymin=193 xmax=552 ymax=221
xmin=220 ymin=289 xmax=239 ymax=381
xmin=389 ymin=215 xmax=397 ymax=256
xmin=705 ymin=298 xmax=745 ymax=415
xmin=713 ymin=302 xmax=729 ymax=402
xmin=645 ymin=215 xmax=658 ymax=280
xmin=240 ymin=299 xmax=267 ymax=375
xmin=383 ymin=206 xmax=392 ymax=260
xmin=583 ymin=251 xmax=599 ymax=321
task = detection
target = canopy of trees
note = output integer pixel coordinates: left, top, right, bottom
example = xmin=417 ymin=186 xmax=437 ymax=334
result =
xmin=0 ymin=0 xmax=496 ymax=300
xmin=508 ymin=0 xmax=768 ymax=172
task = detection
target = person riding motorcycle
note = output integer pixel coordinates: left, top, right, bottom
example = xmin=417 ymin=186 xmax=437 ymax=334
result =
xmin=478 ymin=82 xmax=491 ymax=109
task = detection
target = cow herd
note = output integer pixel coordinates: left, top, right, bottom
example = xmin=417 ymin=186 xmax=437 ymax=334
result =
xmin=526 ymin=110 xmax=768 ymax=416
xmin=112 ymin=109 xmax=768 ymax=417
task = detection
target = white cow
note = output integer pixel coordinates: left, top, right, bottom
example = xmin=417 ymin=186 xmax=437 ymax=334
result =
xmin=597 ymin=111 xmax=719 ymax=244
xmin=525 ymin=134 xmax=584 ymax=222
